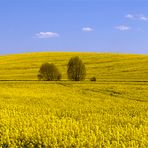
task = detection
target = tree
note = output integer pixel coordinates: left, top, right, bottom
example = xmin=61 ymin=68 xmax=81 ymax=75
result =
xmin=38 ymin=63 xmax=62 ymax=81
xmin=67 ymin=56 xmax=86 ymax=81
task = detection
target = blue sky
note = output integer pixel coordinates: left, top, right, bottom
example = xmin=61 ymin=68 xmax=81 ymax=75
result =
xmin=0 ymin=0 xmax=148 ymax=54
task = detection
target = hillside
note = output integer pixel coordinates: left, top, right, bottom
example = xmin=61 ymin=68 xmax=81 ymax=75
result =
xmin=0 ymin=52 xmax=148 ymax=147
xmin=0 ymin=52 xmax=148 ymax=81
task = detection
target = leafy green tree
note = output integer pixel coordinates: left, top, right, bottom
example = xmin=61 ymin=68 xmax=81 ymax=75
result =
xmin=38 ymin=63 xmax=62 ymax=81
xmin=67 ymin=56 xmax=86 ymax=81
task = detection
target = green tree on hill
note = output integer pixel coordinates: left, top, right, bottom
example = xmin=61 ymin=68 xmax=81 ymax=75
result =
xmin=67 ymin=56 xmax=86 ymax=81
xmin=38 ymin=63 xmax=62 ymax=81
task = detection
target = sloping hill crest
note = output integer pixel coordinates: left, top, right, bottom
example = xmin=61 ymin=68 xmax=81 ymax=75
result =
xmin=0 ymin=52 xmax=148 ymax=81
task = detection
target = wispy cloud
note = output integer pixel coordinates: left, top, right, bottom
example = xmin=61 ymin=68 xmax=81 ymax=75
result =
xmin=115 ymin=25 xmax=131 ymax=31
xmin=140 ymin=16 xmax=148 ymax=21
xmin=125 ymin=14 xmax=148 ymax=21
xmin=35 ymin=32 xmax=59 ymax=38
xmin=82 ymin=27 xmax=93 ymax=32
xmin=125 ymin=14 xmax=134 ymax=19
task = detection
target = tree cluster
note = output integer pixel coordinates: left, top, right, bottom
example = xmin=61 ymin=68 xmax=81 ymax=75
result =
xmin=38 ymin=56 xmax=90 ymax=81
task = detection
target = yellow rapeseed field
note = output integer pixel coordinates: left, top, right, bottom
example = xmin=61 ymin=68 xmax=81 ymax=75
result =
xmin=0 ymin=52 xmax=148 ymax=147
xmin=0 ymin=52 xmax=148 ymax=81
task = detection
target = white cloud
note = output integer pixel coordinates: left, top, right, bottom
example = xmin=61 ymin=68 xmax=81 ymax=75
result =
xmin=115 ymin=25 xmax=131 ymax=31
xmin=35 ymin=32 xmax=59 ymax=38
xmin=125 ymin=14 xmax=148 ymax=21
xmin=140 ymin=16 xmax=148 ymax=21
xmin=125 ymin=14 xmax=134 ymax=19
xmin=82 ymin=27 xmax=93 ymax=32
